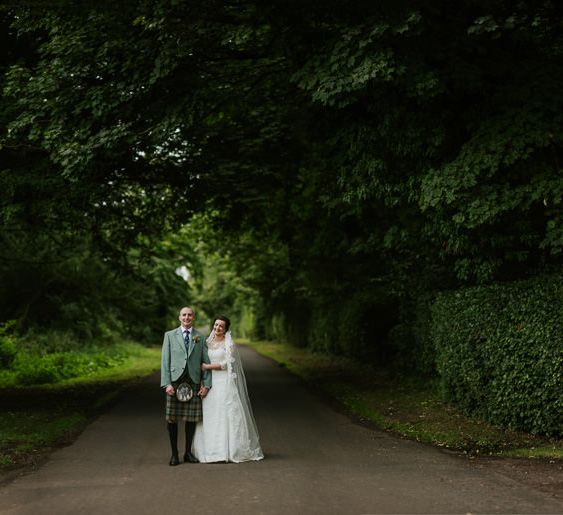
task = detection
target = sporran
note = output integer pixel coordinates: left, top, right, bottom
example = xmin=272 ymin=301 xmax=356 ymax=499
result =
xmin=175 ymin=382 xmax=194 ymax=402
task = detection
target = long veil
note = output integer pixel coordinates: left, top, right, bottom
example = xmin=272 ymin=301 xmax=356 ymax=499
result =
xmin=207 ymin=330 xmax=263 ymax=461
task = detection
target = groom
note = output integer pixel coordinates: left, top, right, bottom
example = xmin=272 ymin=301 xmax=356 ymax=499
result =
xmin=161 ymin=306 xmax=212 ymax=466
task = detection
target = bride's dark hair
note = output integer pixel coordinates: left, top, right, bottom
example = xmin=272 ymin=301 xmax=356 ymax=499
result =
xmin=215 ymin=315 xmax=231 ymax=332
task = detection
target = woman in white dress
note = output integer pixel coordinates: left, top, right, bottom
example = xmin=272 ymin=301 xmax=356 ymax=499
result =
xmin=192 ymin=316 xmax=264 ymax=463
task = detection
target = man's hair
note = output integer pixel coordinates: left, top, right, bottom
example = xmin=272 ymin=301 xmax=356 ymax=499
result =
xmin=180 ymin=306 xmax=195 ymax=316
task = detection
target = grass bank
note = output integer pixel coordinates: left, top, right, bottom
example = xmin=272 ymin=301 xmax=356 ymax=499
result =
xmin=0 ymin=342 xmax=160 ymax=474
xmin=242 ymin=339 xmax=562 ymax=460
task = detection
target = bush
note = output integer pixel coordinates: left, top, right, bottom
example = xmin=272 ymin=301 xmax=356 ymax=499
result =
xmin=387 ymin=293 xmax=436 ymax=374
xmin=305 ymin=289 xmax=399 ymax=361
xmin=0 ymin=321 xmax=18 ymax=369
xmin=12 ymin=348 xmax=128 ymax=385
xmin=431 ymin=274 xmax=563 ymax=436
xmin=0 ymin=336 xmax=17 ymax=369
xmin=308 ymin=304 xmax=339 ymax=353
xmin=13 ymin=354 xmax=62 ymax=384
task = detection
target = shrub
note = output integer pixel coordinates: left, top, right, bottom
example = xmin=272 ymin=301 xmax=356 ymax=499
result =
xmin=308 ymin=304 xmax=340 ymax=354
xmin=13 ymin=354 xmax=62 ymax=384
xmin=431 ymin=274 xmax=563 ymax=436
xmin=306 ymin=289 xmax=399 ymax=360
xmin=0 ymin=321 xmax=18 ymax=369
xmin=387 ymin=293 xmax=436 ymax=374
xmin=12 ymin=348 xmax=128 ymax=385
xmin=0 ymin=336 xmax=17 ymax=369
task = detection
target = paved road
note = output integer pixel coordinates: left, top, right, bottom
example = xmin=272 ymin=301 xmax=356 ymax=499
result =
xmin=1 ymin=346 xmax=562 ymax=515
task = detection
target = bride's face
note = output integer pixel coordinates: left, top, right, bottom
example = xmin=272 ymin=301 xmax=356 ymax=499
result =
xmin=214 ymin=319 xmax=227 ymax=337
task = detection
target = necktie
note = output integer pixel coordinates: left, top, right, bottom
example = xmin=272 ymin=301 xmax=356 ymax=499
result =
xmin=184 ymin=330 xmax=190 ymax=353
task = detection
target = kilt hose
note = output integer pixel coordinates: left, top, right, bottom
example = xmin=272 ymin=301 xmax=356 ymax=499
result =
xmin=165 ymin=383 xmax=202 ymax=423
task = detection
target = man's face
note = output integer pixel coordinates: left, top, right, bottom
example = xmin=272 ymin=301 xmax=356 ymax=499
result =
xmin=179 ymin=308 xmax=195 ymax=329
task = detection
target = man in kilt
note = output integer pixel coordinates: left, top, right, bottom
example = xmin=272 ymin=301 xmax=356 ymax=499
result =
xmin=161 ymin=306 xmax=212 ymax=466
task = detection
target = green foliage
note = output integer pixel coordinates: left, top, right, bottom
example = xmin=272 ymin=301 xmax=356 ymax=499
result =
xmin=181 ymin=216 xmax=277 ymax=337
xmin=291 ymin=1 xmax=563 ymax=284
xmin=0 ymin=343 xmax=160 ymax=470
xmin=306 ymin=290 xmax=399 ymax=360
xmin=12 ymin=351 xmax=127 ymax=385
xmin=0 ymin=3 xmax=293 ymax=343
xmin=0 ymin=322 xmax=17 ymax=369
xmin=387 ymin=294 xmax=436 ymax=374
xmin=1 ymin=0 xmax=563 ymax=437
xmin=0 ymin=233 xmax=189 ymax=343
xmin=12 ymin=354 xmax=60 ymax=385
xmin=432 ymin=275 xmax=563 ymax=436
xmin=0 ymin=338 xmax=17 ymax=369
xmin=0 ymin=339 xmax=150 ymax=387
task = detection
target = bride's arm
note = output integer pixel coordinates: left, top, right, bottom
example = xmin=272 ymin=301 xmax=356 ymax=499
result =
xmin=201 ymin=361 xmax=227 ymax=371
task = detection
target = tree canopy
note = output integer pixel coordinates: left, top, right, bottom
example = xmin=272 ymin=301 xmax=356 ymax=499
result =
xmin=1 ymin=0 xmax=562 ymax=355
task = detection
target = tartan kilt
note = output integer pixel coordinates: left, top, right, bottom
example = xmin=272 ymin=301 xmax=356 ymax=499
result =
xmin=165 ymin=386 xmax=202 ymax=423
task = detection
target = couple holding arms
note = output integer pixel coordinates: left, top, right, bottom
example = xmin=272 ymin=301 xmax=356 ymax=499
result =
xmin=160 ymin=306 xmax=264 ymax=465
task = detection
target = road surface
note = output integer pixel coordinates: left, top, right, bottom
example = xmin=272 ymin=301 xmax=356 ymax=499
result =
xmin=1 ymin=346 xmax=561 ymax=514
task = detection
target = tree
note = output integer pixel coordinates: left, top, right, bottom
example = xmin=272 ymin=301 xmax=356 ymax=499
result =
xmin=1 ymin=0 xmax=561 ymax=361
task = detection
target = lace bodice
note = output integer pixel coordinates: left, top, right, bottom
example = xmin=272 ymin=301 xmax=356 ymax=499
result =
xmin=208 ymin=337 xmax=225 ymax=349
xmin=208 ymin=344 xmax=226 ymax=365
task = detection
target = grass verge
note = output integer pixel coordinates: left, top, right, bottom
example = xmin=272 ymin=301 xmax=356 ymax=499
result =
xmin=0 ymin=343 xmax=160 ymax=475
xmin=241 ymin=339 xmax=562 ymax=460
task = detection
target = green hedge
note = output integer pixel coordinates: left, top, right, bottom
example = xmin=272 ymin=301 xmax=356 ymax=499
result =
xmin=0 ymin=321 xmax=17 ymax=367
xmin=387 ymin=293 xmax=436 ymax=374
xmin=11 ymin=351 xmax=127 ymax=385
xmin=0 ymin=332 xmax=132 ymax=386
xmin=432 ymin=274 xmax=562 ymax=436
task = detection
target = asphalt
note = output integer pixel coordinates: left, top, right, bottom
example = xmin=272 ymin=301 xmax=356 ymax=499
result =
xmin=0 ymin=346 xmax=562 ymax=515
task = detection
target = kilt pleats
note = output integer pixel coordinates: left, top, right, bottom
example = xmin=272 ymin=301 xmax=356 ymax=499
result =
xmin=165 ymin=390 xmax=202 ymax=422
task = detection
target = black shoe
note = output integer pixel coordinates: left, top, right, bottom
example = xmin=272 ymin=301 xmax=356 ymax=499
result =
xmin=169 ymin=454 xmax=180 ymax=466
xmin=184 ymin=452 xmax=199 ymax=463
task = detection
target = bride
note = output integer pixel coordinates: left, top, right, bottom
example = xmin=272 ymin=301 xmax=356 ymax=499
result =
xmin=192 ymin=315 xmax=264 ymax=463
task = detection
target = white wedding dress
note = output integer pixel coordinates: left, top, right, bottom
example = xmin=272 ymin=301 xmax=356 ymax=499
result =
xmin=192 ymin=332 xmax=264 ymax=463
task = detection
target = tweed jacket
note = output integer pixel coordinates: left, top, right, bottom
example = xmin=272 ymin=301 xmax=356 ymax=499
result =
xmin=160 ymin=327 xmax=212 ymax=388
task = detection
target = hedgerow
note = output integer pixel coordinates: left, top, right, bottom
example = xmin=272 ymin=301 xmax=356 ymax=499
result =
xmin=431 ymin=274 xmax=562 ymax=436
